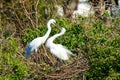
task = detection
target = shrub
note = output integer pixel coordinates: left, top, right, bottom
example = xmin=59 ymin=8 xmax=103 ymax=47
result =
xmin=21 ymin=17 xmax=120 ymax=79
xmin=1 ymin=16 xmax=120 ymax=79
xmin=0 ymin=37 xmax=29 ymax=79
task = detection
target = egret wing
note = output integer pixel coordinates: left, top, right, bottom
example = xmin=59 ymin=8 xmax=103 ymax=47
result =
xmin=57 ymin=44 xmax=73 ymax=55
xmin=50 ymin=46 xmax=69 ymax=60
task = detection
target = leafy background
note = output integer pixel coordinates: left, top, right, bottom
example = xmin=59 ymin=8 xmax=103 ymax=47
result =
xmin=0 ymin=0 xmax=120 ymax=79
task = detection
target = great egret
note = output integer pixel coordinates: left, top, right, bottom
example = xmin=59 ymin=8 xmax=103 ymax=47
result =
xmin=110 ymin=0 xmax=120 ymax=17
xmin=46 ymin=27 xmax=73 ymax=61
xmin=24 ymin=19 xmax=56 ymax=58
xmin=72 ymin=0 xmax=94 ymax=18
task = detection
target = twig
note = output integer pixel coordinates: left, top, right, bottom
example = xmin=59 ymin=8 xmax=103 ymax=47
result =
xmin=42 ymin=45 xmax=56 ymax=65
xmin=35 ymin=0 xmax=39 ymax=27
xmin=13 ymin=11 xmax=23 ymax=29
xmin=22 ymin=0 xmax=35 ymax=28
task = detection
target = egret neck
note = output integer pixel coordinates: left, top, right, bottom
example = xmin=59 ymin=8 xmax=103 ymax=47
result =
xmin=43 ymin=22 xmax=51 ymax=43
xmin=48 ymin=28 xmax=65 ymax=44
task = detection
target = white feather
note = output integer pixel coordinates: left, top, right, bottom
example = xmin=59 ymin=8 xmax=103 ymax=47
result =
xmin=24 ymin=19 xmax=56 ymax=58
xmin=46 ymin=27 xmax=73 ymax=61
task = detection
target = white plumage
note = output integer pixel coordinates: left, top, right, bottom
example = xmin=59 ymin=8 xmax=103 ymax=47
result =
xmin=24 ymin=19 xmax=56 ymax=58
xmin=72 ymin=0 xmax=94 ymax=18
xmin=46 ymin=27 xmax=73 ymax=61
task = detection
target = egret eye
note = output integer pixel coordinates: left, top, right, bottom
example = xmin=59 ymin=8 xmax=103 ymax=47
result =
xmin=52 ymin=22 xmax=56 ymax=25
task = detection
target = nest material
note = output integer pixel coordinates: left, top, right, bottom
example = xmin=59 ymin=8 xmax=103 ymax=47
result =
xmin=17 ymin=45 xmax=89 ymax=79
xmin=45 ymin=53 xmax=89 ymax=79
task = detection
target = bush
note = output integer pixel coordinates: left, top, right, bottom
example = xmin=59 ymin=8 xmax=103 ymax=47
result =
xmin=21 ymin=17 xmax=120 ymax=79
xmin=0 ymin=37 xmax=29 ymax=79
xmin=83 ymin=19 xmax=120 ymax=80
xmin=1 ymin=7 xmax=120 ymax=79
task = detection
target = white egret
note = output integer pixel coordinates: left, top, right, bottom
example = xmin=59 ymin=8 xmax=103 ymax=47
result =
xmin=24 ymin=19 xmax=56 ymax=58
xmin=110 ymin=0 xmax=120 ymax=17
xmin=72 ymin=0 xmax=94 ymax=18
xmin=46 ymin=27 xmax=73 ymax=61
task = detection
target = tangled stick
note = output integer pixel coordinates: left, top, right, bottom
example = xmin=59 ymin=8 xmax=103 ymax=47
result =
xmin=17 ymin=45 xmax=89 ymax=79
xmin=43 ymin=52 xmax=89 ymax=79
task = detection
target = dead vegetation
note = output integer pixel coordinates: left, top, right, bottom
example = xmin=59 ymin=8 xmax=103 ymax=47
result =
xmin=17 ymin=45 xmax=89 ymax=79
xmin=1 ymin=0 xmax=120 ymax=79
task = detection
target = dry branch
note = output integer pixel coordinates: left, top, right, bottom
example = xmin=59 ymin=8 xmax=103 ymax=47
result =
xmin=35 ymin=0 xmax=39 ymax=27
xmin=21 ymin=0 xmax=35 ymax=28
xmin=18 ymin=45 xmax=89 ymax=79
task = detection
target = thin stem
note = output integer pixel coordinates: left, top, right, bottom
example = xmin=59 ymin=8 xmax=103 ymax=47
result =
xmin=22 ymin=0 xmax=35 ymax=28
xmin=35 ymin=0 xmax=39 ymax=27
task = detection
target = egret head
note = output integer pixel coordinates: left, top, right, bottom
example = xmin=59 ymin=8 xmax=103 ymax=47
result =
xmin=48 ymin=19 xmax=56 ymax=26
xmin=60 ymin=27 xmax=66 ymax=33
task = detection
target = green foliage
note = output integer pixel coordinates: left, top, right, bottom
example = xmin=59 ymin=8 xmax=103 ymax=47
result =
xmin=1 ymin=17 xmax=120 ymax=79
xmin=83 ymin=20 xmax=120 ymax=80
xmin=0 ymin=37 xmax=29 ymax=79
xmin=1 ymin=0 xmax=120 ymax=79
xmin=22 ymin=25 xmax=47 ymax=44
xmin=22 ymin=18 xmax=120 ymax=79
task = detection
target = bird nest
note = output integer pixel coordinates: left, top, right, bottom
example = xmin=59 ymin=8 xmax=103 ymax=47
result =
xmin=17 ymin=45 xmax=89 ymax=79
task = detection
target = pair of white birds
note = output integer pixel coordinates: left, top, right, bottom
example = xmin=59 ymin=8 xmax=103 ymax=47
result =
xmin=24 ymin=19 xmax=73 ymax=61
